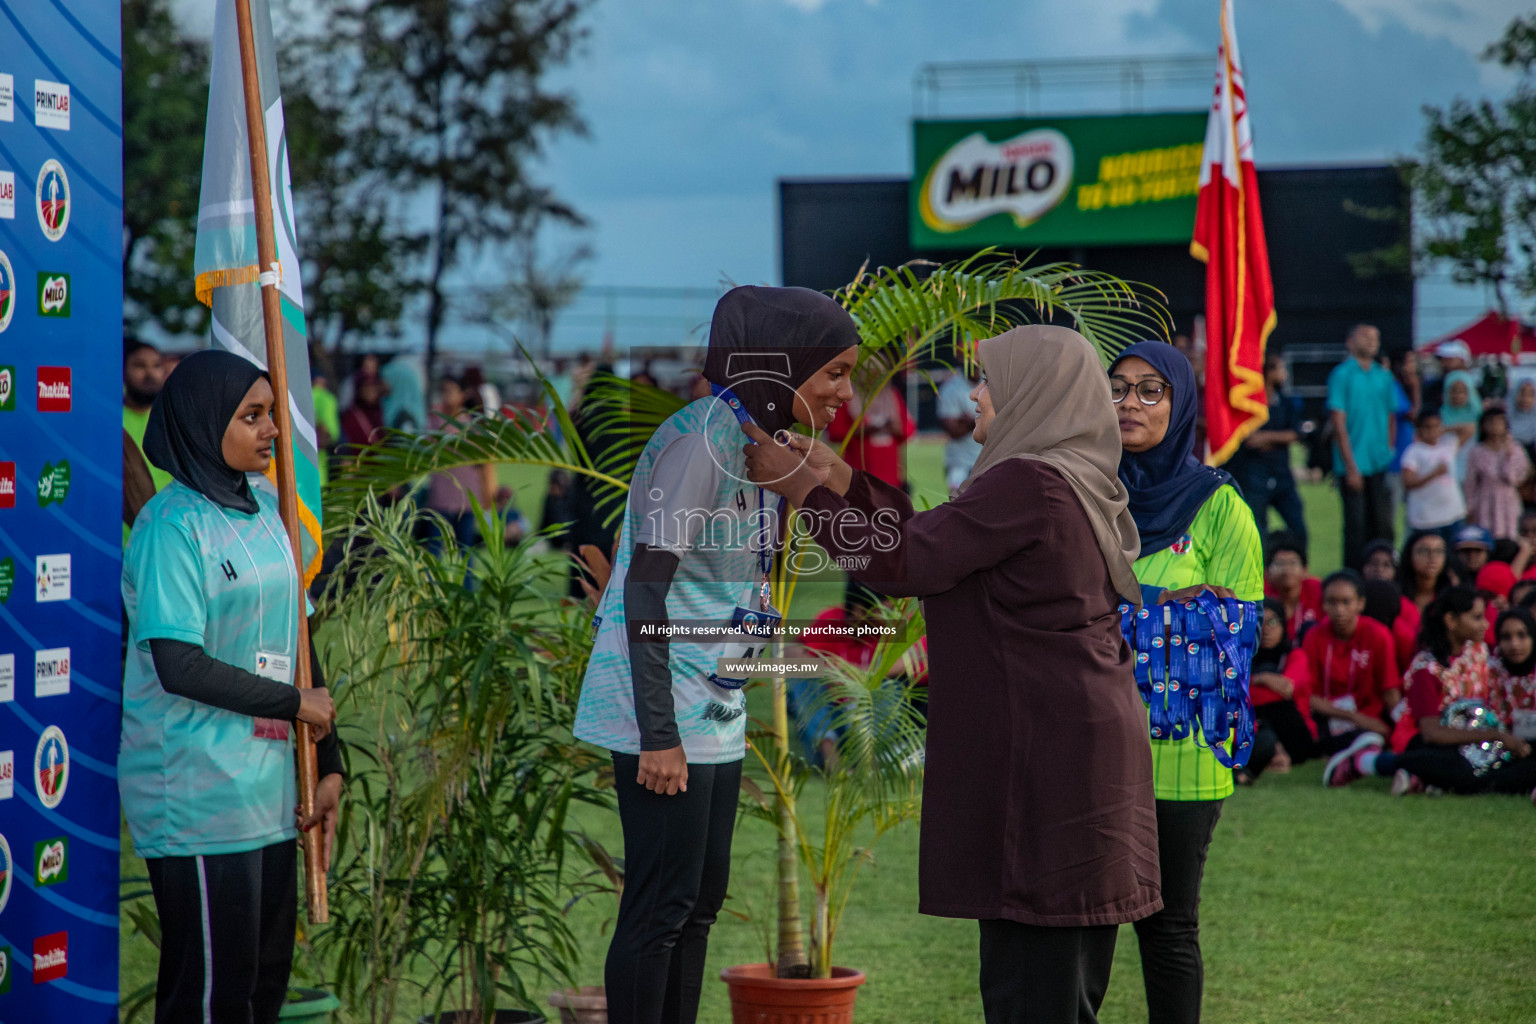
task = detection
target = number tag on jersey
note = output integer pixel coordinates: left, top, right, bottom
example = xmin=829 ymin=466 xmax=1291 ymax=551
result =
xmin=708 ymin=605 xmax=783 ymax=690
xmin=1328 ymin=694 xmax=1358 ymax=737
xmin=253 ymin=651 xmax=293 ymax=741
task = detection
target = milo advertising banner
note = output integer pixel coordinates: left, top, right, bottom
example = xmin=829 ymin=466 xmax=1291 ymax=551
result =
xmin=911 ymin=111 xmax=1208 ymax=248
xmin=0 ymin=0 xmax=125 ymax=1019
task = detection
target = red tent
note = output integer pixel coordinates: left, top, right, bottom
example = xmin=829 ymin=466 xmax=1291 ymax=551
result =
xmin=1418 ymin=312 xmax=1536 ymax=357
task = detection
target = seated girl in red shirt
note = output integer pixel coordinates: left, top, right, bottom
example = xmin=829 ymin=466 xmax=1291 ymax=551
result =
xmin=1238 ymin=599 xmax=1317 ymax=785
xmin=1303 ymin=571 xmax=1402 ymax=772
xmin=1490 ymin=606 xmax=1536 ymax=746
xmin=1264 ymin=532 xmax=1322 ymax=641
xmin=1327 ymin=586 xmax=1536 ymax=797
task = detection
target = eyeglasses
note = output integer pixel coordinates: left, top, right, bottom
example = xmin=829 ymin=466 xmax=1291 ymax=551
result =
xmin=1110 ymin=377 xmax=1171 ymax=406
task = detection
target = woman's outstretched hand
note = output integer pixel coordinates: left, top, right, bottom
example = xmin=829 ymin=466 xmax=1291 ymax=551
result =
xmin=742 ymin=423 xmax=840 ymax=504
xmin=1157 ymin=583 xmax=1237 ymax=605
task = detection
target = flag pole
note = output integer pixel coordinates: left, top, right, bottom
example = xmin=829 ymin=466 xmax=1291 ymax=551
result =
xmin=232 ymin=0 xmax=328 ymax=923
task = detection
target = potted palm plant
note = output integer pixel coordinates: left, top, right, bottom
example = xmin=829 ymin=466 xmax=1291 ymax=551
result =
xmin=316 ymin=497 xmax=608 ymax=1024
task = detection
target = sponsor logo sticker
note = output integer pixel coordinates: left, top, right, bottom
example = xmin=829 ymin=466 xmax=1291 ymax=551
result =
xmin=0 ymin=654 xmax=12 ymax=701
xmin=37 ymin=272 xmax=69 ymax=316
xmin=33 ymin=80 xmax=69 ymax=131
xmin=34 ymin=837 xmax=67 ymax=886
xmin=0 ymin=249 xmax=13 ymax=333
xmin=36 ymin=554 xmax=70 ymax=603
xmin=0 ymin=944 xmax=10 ymax=995
xmin=0 ymin=750 xmax=11 ymax=799
xmin=0 ymin=365 xmax=13 ymax=409
xmin=0 ymin=559 xmax=12 ymax=602
xmin=32 ymin=930 xmax=66 ymax=984
xmin=0 ymin=462 xmax=13 ymax=509
xmin=0 ymin=73 xmax=12 ymax=122
xmin=0 ymin=834 xmax=11 ymax=915
xmin=37 ymin=460 xmax=69 ymax=505
xmin=37 ymin=366 xmax=71 ymax=411
xmin=34 ymin=725 xmax=67 ymax=809
xmin=0 ymin=169 xmax=13 ymax=219
xmin=36 ymin=159 xmax=69 ymax=241
xmin=34 ymin=647 xmax=69 ymax=698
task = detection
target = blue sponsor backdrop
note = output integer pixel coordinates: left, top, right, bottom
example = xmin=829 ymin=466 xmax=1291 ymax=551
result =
xmin=0 ymin=0 xmax=123 ymax=1018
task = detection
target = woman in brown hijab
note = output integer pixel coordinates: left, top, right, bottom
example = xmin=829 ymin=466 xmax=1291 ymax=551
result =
xmin=745 ymin=325 xmax=1160 ymax=1024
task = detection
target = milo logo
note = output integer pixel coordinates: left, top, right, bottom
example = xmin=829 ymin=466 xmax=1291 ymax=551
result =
xmin=34 ymin=837 xmax=66 ymax=886
xmin=37 ymin=460 xmax=69 ymax=506
xmin=36 ymin=272 xmax=69 ymax=317
xmin=0 ymin=944 xmax=9 ymax=995
xmin=0 ymin=558 xmax=12 ymax=603
xmin=0 ymin=366 xmax=12 ymax=411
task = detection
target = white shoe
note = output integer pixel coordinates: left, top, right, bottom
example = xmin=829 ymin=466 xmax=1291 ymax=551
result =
xmin=1324 ymin=732 xmax=1384 ymax=787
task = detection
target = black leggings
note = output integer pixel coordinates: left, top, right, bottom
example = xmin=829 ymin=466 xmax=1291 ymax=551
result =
xmin=606 ymin=754 xmax=741 ymax=1024
xmin=1247 ymin=701 xmax=1315 ymax=775
xmin=1379 ymin=741 xmax=1536 ymax=794
xmin=1133 ymin=799 xmax=1224 ymax=1024
xmin=145 ymin=840 xmax=297 ymax=1024
xmin=978 ymin=920 xmax=1118 ymax=1024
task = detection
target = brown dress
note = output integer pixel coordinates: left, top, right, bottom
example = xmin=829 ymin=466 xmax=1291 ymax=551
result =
xmin=800 ymin=459 xmax=1161 ymax=926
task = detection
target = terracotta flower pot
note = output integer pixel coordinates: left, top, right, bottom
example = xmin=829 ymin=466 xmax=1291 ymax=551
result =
xmin=548 ymin=985 xmax=608 ymax=1024
xmin=720 ymin=963 xmax=866 ymax=1024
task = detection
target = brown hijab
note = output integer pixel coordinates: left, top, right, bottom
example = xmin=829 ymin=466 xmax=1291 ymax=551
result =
xmin=959 ymin=325 xmax=1142 ymax=605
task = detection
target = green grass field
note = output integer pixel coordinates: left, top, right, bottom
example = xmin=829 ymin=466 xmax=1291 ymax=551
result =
xmin=119 ymin=438 xmax=1536 ymax=1022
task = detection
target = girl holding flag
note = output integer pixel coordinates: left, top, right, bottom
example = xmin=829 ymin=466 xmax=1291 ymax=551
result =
xmin=575 ymin=286 xmax=861 ymax=1024
xmin=122 ymin=351 xmax=343 ymax=1024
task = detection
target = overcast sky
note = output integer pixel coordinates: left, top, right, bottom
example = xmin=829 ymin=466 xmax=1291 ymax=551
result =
xmin=174 ymin=0 xmax=1525 ymax=346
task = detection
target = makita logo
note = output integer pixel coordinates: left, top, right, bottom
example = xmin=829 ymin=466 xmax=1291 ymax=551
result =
xmin=0 ymin=463 xmax=13 ymax=509
xmin=36 ymin=367 xmax=70 ymax=411
xmin=32 ymin=930 xmax=66 ymax=983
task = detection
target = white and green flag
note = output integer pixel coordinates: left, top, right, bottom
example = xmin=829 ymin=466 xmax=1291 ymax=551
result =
xmin=194 ymin=0 xmax=323 ymax=582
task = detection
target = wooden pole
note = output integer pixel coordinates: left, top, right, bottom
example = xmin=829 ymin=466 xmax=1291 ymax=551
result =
xmin=232 ymin=0 xmax=328 ymax=923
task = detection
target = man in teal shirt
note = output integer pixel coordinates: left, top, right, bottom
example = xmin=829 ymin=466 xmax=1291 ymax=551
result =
xmin=1326 ymin=324 xmax=1397 ymax=570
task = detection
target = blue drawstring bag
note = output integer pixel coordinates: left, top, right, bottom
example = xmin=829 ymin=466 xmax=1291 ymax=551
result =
xmin=1120 ymin=593 xmax=1262 ymax=769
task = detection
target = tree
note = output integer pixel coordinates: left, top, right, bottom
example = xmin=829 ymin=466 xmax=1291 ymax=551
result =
xmin=122 ymin=0 xmax=211 ymax=336
xmin=1413 ymin=15 xmax=1536 ymax=315
xmin=331 ymin=0 xmax=590 ymax=379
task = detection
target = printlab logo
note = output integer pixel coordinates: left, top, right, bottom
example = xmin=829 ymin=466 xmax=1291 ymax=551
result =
xmin=0 ymin=833 xmax=11 ymax=915
xmin=36 ymin=553 xmax=71 ymax=603
xmin=0 ymin=365 xmax=14 ymax=410
xmin=0 ymin=557 xmax=13 ymax=602
xmin=919 ymin=128 xmax=1074 ymax=233
xmin=32 ymin=931 xmax=67 ymax=985
xmin=0 ymin=461 xmax=13 ymax=509
xmin=37 ymin=460 xmax=70 ymax=506
xmin=0 ymin=169 xmax=13 ymax=219
xmin=37 ymin=272 xmax=69 ymax=317
xmin=34 ymin=837 xmax=67 ymax=886
xmin=0 ymin=749 xmax=11 ymax=800
xmin=36 ymin=158 xmax=70 ymax=241
xmin=0 ymin=249 xmax=14 ymax=333
xmin=33 ymin=79 xmax=70 ymax=131
xmin=35 ymin=647 xmax=70 ymax=698
xmin=34 ymin=724 xmax=68 ymax=809
xmin=37 ymin=366 xmax=71 ymax=411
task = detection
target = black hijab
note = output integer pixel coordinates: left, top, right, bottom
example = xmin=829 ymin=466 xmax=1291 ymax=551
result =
xmin=703 ymin=286 xmax=861 ymax=434
xmin=1254 ymin=597 xmax=1291 ymax=674
xmin=143 ymin=349 xmax=268 ymax=514
xmin=1113 ymin=341 xmax=1233 ymax=556
xmin=1495 ymin=606 xmax=1536 ymax=676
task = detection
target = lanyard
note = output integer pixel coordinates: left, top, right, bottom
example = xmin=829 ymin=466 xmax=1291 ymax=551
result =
xmin=711 ymin=383 xmax=787 ymax=606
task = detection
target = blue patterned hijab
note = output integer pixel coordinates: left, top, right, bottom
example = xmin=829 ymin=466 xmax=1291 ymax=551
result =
xmin=1112 ymin=341 xmax=1233 ymax=557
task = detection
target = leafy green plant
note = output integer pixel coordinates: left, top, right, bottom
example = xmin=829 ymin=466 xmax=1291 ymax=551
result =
xmin=316 ymin=495 xmax=607 ymax=1024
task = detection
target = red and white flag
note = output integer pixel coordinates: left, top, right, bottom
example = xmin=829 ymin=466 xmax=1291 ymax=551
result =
xmin=1192 ymin=0 xmax=1276 ymax=465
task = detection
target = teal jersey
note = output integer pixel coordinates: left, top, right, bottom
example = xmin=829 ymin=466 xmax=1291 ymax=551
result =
xmin=120 ymin=481 xmax=306 ymax=858
xmin=575 ymin=396 xmax=776 ymax=763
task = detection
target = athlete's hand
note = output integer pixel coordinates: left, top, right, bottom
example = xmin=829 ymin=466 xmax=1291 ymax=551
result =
xmin=637 ymin=746 xmax=689 ymax=795
xmin=297 ymin=772 xmax=343 ymax=872
xmin=297 ymin=687 xmax=335 ymax=741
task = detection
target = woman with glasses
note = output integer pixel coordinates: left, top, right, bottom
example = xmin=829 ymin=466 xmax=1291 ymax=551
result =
xmin=1397 ymin=529 xmax=1458 ymax=614
xmin=1110 ymin=341 xmax=1264 ymax=1024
